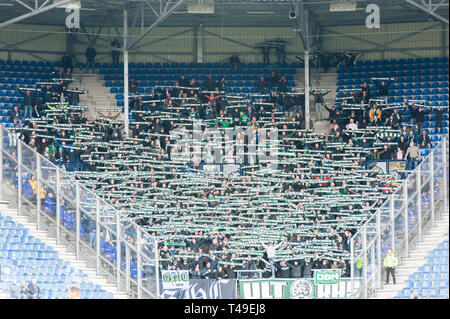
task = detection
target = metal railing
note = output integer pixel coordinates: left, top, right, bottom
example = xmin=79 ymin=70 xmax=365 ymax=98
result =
xmin=0 ymin=125 xmax=160 ymax=299
xmin=350 ymin=134 xmax=449 ymax=298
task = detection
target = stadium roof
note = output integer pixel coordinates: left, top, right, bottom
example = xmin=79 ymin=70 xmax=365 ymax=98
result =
xmin=0 ymin=0 xmax=448 ymax=28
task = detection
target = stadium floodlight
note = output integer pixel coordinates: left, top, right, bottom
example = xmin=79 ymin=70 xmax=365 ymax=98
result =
xmin=288 ymin=9 xmax=297 ymax=19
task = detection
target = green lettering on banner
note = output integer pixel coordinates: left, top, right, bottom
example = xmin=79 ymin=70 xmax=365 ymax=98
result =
xmin=314 ymin=269 xmax=341 ymax=285
xmin=161 ymin=270 xmax=190 ymax=289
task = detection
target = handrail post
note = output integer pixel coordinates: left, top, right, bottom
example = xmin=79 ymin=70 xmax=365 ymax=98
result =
xmin=137 ymin=229 xmax=142 ymax=299
xmin=96 ymin=196 xmax=100 ymax=275
xmin=17 ymin=141 xmax=22 ymax=215
xmin=430 ymin=150 xmax=435 ymax=227
xmin=0 ymin=127 xmax=3 ymax=196
xmin=390 ymin=195 xmax=395 ymax=251
xmin=155 ymin=238 xmax=160 ymax=299
xmin=363 ymin=226 xmax=367 ymax=299
xmin=36 ymin=156 xmax=41 ymax=230
xmin=116 ymin=209 xmax=121 ymax=292
xmin=56 ymin=168 xmax=61 ymax=245
xmin=376 ymin=210 xmax=381 ymax=289
xmin=417 ymin=164 xmax=422 ymax=242
xmin=350 ymin=237 xmax=354 ymax=298
xmin=75 ymin=183 xmax=80 ymax=260
xmin=125 ymin=244 xmax=130 ymax=295
xmin=403 ymin=182 xmax=409 ymax=257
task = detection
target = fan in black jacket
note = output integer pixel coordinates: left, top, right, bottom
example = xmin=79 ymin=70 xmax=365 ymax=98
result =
xmin=434 ymin=106 xmax=446 ymax=134
xmin=418 ymin=131 xmax=432 ymax=148
xmin=408 ymin=104 xmax=431 ymax=134
xmin=275 ymin=261 xmax=291 ymax=278
xmin=287 ymin=260 xmax=303 ymax=278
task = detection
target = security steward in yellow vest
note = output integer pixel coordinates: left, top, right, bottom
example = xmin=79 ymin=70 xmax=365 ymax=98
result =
xmin=384 ymin=249 xmax=398 ymax=284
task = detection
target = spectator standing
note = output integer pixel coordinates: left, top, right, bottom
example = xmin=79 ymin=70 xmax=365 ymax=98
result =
xmin=61 ymin=52 xmax=73 ymax=72
xmin=19 ymin=89 xmax=34 ymax=119
xmin=85 ymin=45 xmax=97 ymax=73
xmin=418 ymin=130 xmax=432 ymax=148
xmin=409 ymin=105 xmax=431 ymax=135
xmin=384 ymin=249 xmax=398 ymax=285
xmin=404 ymin=141 xmax=420 ymax=170
xmin=434 ymin=106 xmax=445 ymax=134
xmin=259 ymin=237 xmax=285 ymax=278
xmin=262 ymin=46 xmax=270 ymax=64
xmin=111 ymin=38 xmax=121 ymax=65
xmin=229 ymin=54 xmax=241 ymax=71
xmin=68 ymin=286 xmax=81 ymax=299
xmin=25 ymin=279 xmax=41 ymax=299
xmin=9 ymin=279 xmax=22 ymax=299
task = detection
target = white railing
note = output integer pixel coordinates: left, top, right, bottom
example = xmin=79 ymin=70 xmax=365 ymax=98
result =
xmin=350 ymin=134 xmax=449 ymax=298
xmin=0 ymin=125 xmax=160 ymax=299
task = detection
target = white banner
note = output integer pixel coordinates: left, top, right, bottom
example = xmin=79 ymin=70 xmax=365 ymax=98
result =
xmin=161 ymin=270 xmax=190 ymax=290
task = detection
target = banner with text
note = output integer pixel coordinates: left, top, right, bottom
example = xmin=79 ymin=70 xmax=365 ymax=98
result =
xmin=239 ymin=278 xmax=361 ymax=299
xmin=314 ymin=269 xmax=341 ymax=285
xmin=161 ymin=270 xmax=190 ymax=290
xmin=161 ymin=279 xmax=237 ymax=299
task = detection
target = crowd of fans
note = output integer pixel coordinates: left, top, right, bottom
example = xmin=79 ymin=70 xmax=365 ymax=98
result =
xmin=3 ymin=51 xmax=443 ymax=281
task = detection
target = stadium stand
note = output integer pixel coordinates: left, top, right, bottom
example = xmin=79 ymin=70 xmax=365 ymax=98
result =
xmin=2 ymin=56 xmax=447 ymax=282
xmin=0 ymin=211 xmax=115 ymax=299
xmin=395 ymin=233 xmax=449 ymax=299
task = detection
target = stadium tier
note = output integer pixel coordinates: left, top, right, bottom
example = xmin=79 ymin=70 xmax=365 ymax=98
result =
xmin=0 ymin=212 xmax=114 ymax=299
xmin=1 ymin=56 xmax=448 ymax=288
xmin=395 ymin=234 xmax=449 ymax=299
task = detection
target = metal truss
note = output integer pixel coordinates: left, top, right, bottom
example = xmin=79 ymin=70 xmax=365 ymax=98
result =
xmin=287 ymin=0 xmax=320 ymax=51
xmin=405 ymin=0 xmax=449 ymax=24
xmin=127 ymin=0 xmax=187 ymax=50
xmin=0 ymin=0 xmax=74 ymax=28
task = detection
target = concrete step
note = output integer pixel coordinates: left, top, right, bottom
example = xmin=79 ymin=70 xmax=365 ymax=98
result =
xmin=2 ymin=208 xmax=131 ymax=298
xmin=0 ymin=290 xmax=11 ymax=299
xmin=413 ymin=243 xmax=443 ymax=250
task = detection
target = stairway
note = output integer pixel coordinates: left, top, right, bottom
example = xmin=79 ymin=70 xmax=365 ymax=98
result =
xmin=70 ymin=72 xmax=122 ymax=119
xmin=0 ymin=290 xmax=10 ymax=299
xmin=371 ymin=210 xmax=449 ymax=299
xmin=0 ymin=200 xmax=130 ymax=299
xmin=294 ymin=68 xmax=337 ymax=133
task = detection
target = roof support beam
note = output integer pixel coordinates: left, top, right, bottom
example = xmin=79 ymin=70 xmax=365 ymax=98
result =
xmin=0 ymin=0 xmax=73 ymax=29
xmin=144 ymin=0 xmax=160 ymax=18
xmin=288 ymin=0 xmax=320 ymax=51
xmin=127 ymin=0 xmax=187 ymax=51
xmin=14 ymin=0 xmax=34 ymax=12
xmin=405 ymin=0 xmax=449 ymax=24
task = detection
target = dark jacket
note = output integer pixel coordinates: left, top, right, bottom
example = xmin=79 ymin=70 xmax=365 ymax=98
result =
xmin=26 ymin=283 xmax=41 ymax=299
xmin=85 ymin=47 xmax=97 ymax=62
xmin=302 ymin=261 xmax=314 ymax=278
xmin=287 ymin=262 xmax=303 ymax=278
xmin=409 ymin=105 xmax=431 ymax=123
xmin=275 ymin=264 xmax=291 ymax=278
